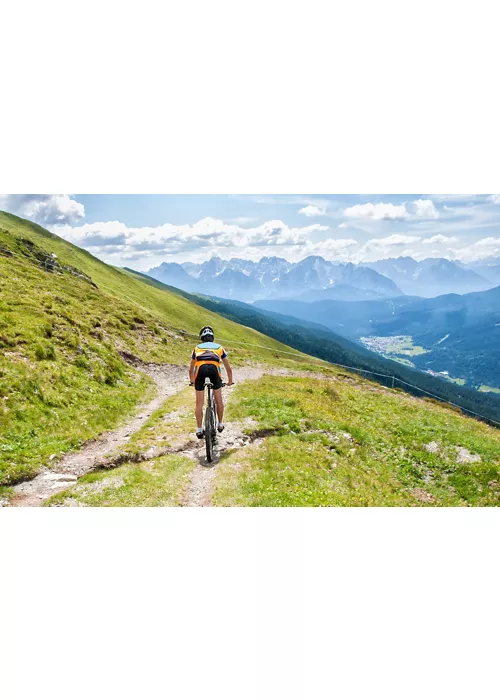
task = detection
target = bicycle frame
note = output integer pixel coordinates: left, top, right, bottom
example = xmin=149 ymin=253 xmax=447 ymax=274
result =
xmin=190 ymin=377 xmax=226 ymax=463
xmin=203 ymin=377 xmax=225 ymax=463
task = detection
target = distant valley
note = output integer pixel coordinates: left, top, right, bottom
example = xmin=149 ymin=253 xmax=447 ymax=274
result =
xmin=256 ymin=286 xmax=500 ymax=390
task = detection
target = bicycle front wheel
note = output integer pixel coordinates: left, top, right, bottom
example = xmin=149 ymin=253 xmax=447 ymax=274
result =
xmin=205 ymin=403 xmax=215 ymax=463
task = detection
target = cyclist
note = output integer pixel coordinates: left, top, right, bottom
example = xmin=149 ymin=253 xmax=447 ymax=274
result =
xmin=189 ymin=326 xmax=233 ymax=439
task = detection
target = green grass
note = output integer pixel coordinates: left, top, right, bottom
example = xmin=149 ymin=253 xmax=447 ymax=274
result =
xmin=45 ymin=454 xmax=194 ymax=507
xmin=43 ymin=371 xmax=500 ymax=507
xmin=449 ymin=377 xmax=466 ymax=386
xmin=212 ymin=376 xmax=500 ymax=506
xmin=386 ymin=336 xmax=428 ymax=356
xmin=111 ymin=387 xmax=195 ymax=458
xmin=0 ymin=485 xmax=13 ymax=504
xmin=0 ymin=210 xmax=313 ymax=486
xmin=0 ymin=356 xmax=152 ymax=484
xmin=44 ymin=386 xmax=197 ymax=507
xmin=361 ymin=335 xmax=428 ymax=358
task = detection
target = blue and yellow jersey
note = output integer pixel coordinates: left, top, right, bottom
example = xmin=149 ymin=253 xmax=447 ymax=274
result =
xmin=191 ymin=342 xmax=228 ymax=377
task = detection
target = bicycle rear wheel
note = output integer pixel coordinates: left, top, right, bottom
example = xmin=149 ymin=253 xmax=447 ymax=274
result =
xmin=205 ymin=398 xmax=215 ymax=463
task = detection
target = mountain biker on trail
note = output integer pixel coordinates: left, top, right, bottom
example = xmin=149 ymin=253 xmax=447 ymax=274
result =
xmin=189 ymin=326 xmax=233 ymax=439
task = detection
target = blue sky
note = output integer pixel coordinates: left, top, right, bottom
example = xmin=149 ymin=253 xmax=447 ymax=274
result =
xmin=1 ymin=194 xmax=500 ymax=269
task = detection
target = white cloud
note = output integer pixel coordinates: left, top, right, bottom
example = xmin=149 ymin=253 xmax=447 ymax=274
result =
xmin=229 ymin=216 xmax=257 ymax=224
xmin=298 ymin=205 xmax=327 ymax=217
xmin=344 ymin=202 xmax=408 ymax=221
xmin=412 ymin=199 xmax=439 ymax=219
xmin=423 ymin=234 xmax=458 ymax=245
xmin=1 ymin=194 xmax=85 ymax=226
xmin=301 ymin=238 xmax=358 ymax=257
xmin=343 ymin=199 xmax=441 ymax=223
xmin=3 ymin=193 xmax=493 ymax=268
xmin=233 ymin=237 xmax=359 ymax=264
xmin=55 ymin=217 xmax=329 ymax=258
xmin=52 ymin=214 xmax=499 ymax=268
xmin=452 ymin=237 xmax=500 ymax=261
xmin=352 ymin=234 xmax=422 ymax=263
xmin=372 ymin=234 xmax=421 ymax=245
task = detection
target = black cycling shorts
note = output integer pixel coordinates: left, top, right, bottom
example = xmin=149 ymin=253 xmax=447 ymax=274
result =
xmin=194 ymin=364 xmax=223 ymax=391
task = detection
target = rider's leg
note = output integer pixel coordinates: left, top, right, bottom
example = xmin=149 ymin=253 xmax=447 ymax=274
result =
xmin=213 ymin=388 xmax=224 ymax=423
xmin=195 ymin=390 xmax=205 ymax=430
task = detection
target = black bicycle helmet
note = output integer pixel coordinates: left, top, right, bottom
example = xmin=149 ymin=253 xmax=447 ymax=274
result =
xmin=200 ymin=325 xmax=215 ymax=342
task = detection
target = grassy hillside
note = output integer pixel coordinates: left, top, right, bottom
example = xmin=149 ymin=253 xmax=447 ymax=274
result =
xmin=0 ymin=211 xmax=312 ymax=488
xmin=213 ymin=376 xmax=500 ymax=506
xmin=46 ymin=372 xmax=500 ymax=507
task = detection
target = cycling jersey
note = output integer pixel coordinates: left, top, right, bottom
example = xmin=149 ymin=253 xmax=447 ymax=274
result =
xmin=191 ymin=342 xmax=227 ymax=379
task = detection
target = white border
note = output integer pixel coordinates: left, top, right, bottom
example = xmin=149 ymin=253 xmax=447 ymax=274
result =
xmin=3 ymin=508 xmax=500 ymax=699
xmin=2 ymin=0 xmax=500 ymax=697
xmin=2 ymin=1 xmax=499 ymax=193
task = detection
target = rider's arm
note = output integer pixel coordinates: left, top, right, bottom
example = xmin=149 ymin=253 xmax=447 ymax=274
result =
xmin=222 ymin=356 xmax=233 ymax=385
xmin=189 ymin=358 xmax=196 ymax=384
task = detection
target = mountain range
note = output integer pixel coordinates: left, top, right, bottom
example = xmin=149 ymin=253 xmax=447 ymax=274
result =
xmin=145 ymin=254 xmax=495 ymax=302
xmin=147 ymin=255 xmax=403 ymax=301
xmin=367 ymin=257 xmax=491 ymax=297
xmin=461 ymin=257 xmax=500 ymax=287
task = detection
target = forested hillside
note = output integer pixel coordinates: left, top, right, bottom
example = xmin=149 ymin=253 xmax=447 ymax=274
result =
xmin=257 ymin=290 xmax=500 ymax=389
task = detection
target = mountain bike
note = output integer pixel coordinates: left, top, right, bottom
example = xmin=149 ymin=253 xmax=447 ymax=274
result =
xmin=191 ymin=378 xmax=227 ymax=463
xmin=203 ymin=377 xmax=220 ymax=462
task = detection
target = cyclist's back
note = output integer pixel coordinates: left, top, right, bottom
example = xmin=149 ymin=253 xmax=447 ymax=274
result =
xmin=189 ymin=326 xmax=233 ymax=438
xmin=191 ymin=339 xmax=227 ymax=390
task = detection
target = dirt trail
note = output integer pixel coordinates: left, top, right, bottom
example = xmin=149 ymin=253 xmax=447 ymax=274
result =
xmin=182 ymin=365 xmax=286 ymax=507
xmin=10 ymin=363 xmax=333 ymax=507
xmin=181 ymin=404 xmax=253 ymax=507
xmin=10 ymin=363 xmax=187 ymax=507
xmin=179 ymin=365 xmax=361 ymax=506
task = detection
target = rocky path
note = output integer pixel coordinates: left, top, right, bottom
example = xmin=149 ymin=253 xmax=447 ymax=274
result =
xmin=181 ymin=365 xmax=289 ymax=506
xmin=181 ymin=400 xmax=254 ymax=507
xmin=10 ymin=364 xmax=330 ymax=507
xmin=10 ymin=363 xmax=187 ymax=507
